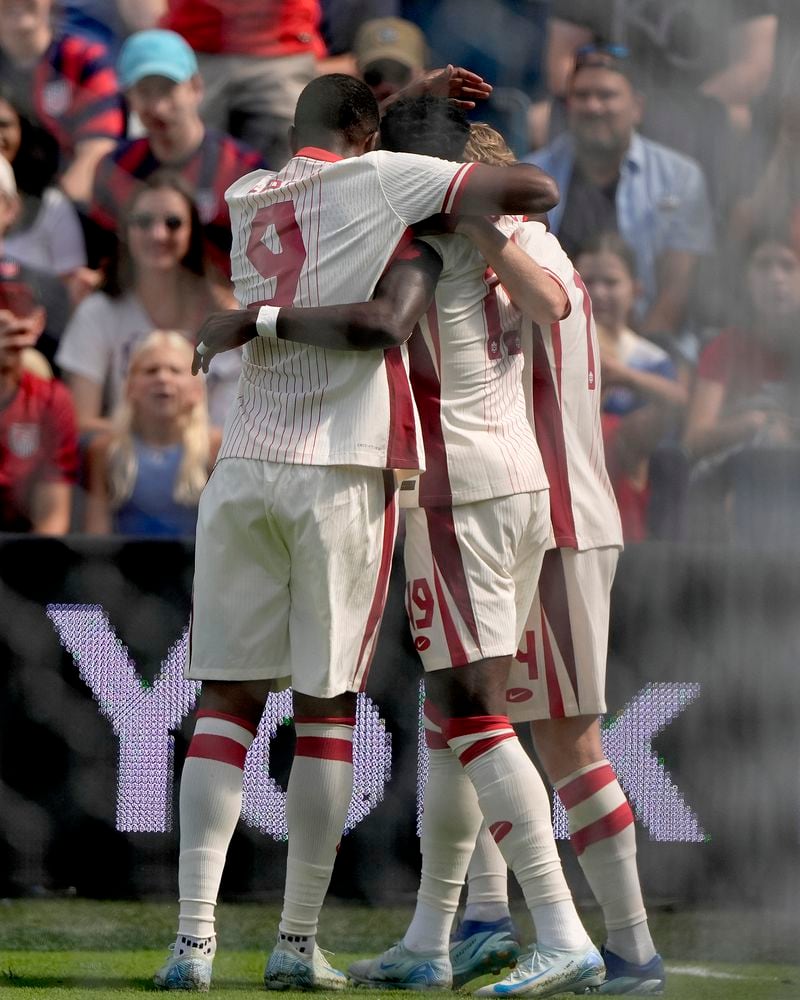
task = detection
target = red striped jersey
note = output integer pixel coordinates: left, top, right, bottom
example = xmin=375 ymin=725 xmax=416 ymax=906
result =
xmin=218 ymin=147 xmax=477 ymax=475
xmin=89 ymin=130 xmax=266 ymax=276
xmin=499 ymin=220 xmax=622 ymax=550
xmin=161 ymin=0 xmax=325 ymax=58
xmin=0 ymin=34 xmax=126 ymax=161
xmin=401 ymin=230 xmax=548 ymax=508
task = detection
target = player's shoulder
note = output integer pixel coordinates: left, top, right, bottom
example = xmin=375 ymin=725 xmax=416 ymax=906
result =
xmin=224 ymin=167 xmax=280 ymax=204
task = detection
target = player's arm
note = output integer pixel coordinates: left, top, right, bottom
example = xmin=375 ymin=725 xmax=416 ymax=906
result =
xmin=456 ymin=216 xmax=569 ymax=325
xmin=194 ymin=240 xmax=442 ymax=373
xmin=455 ymin=163 xmax=559 ymax=217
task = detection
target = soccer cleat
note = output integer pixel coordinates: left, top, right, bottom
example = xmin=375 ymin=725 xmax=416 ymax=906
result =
xmin=473 ymin=941 xmax=605 ymax=997
xmin=348 ymin=941 xmax=452 ymax=990
xmin=264 ymin=937 xmax=347 ymax=991
xmin=153 ymin=936 xmax=215 ymax=991
xmin=593 ymin=946 xmax=665 ymax=995
xmin=450 ymin=917 xmax=522 ymax=988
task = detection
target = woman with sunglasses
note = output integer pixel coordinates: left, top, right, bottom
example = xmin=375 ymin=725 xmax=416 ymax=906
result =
xmin=56 ymin=171 xmax=238 ymax=435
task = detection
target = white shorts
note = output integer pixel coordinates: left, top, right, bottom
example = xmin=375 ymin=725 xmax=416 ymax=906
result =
xmin=403 ymin=491 xmax=550 ymax=671
xmin=505 ymin=546 xmax=619 ymax=721
xmin=188 ymin=457 xmax=398 ymax=698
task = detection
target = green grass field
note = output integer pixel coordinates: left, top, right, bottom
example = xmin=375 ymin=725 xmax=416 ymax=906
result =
xmin=0 ymin=900 xmax=797 ymax=999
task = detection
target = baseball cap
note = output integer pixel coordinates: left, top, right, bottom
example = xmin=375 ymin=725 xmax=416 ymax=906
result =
xmin=0 ymin=156 xmax=17 ymax=199
xmin=354 ymin=17 xmax=427 ymax=75
xmin=117 ymin=29 xmax=199 ymax=89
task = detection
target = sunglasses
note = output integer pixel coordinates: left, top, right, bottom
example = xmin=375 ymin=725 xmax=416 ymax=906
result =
xmin=129 ymin=213 xmax=185 ymax=232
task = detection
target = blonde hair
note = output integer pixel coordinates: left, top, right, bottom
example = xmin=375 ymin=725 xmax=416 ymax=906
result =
xmin=464 ymin=122 xmax=517 ymax=166
xmin=106 ymin=331 xmax=211 ymax=509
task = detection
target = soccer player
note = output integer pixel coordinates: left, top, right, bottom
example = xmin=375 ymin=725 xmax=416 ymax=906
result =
xmin=442 ymin=124 xmax=665 ymax=997
xmin=154 ymin=74 xmax=560 ymax=993
xmin=345 ymin=96 xmax=605 ymax=997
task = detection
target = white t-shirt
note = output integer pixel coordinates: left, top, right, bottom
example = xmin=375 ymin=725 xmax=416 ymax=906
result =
xmin=497 ymin=220 xmax=623 ymax=551
xmin=218 ymin=147 xmax=476 ymax=476
xmin=55 ymin=291 xmax=240 ymax=427
xmin=401 ymin=230 xmax=548 ymax=507
xmin=6 ymin=188 xmax=87 ymax=276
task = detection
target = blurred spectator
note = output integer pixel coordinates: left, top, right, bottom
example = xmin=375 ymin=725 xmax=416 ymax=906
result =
xmin=353 ymin=16 xmax=426 ymax=105
xmin=0 ymin=159 xmax=78 ymax=534
xmin=118 ymin=0 xmax=324 ymax=168
xmin=319 ymin=0 xmax=399 ymax=76
xmin=544 ymin=1 xmax=778 ymax=215
xmin=57 ymin=172 xmax=239 ymax=435
xmin=0 ymin=149 xmax=69 ymax=363
xmin=730 ymin=52 xmax=800 ymax=258
xmin=84 ymin=330 xmax=219 ymax=537
xmin=0 ymin=84 xmax=97 ymax=308
xmin=526 ymin=47 xmax=714 ymax=340
xmin=89 ymin=29 xmax=265 ymax=278
xmin=401 ymin=0 xmax=550 ymax=155
xmin=684 ymin=231 xmax=800 ymax=462
xmin=0 ymin=0 xmax=125 ymax=204
xmin=576 ymin=233 xmax=687 ymax=541
xmin=59 ymin=0 xmax=126 ymax=53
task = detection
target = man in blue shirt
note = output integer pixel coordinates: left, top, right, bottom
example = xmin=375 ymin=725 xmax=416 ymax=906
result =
xmin=525 ymin=47 xmax=714 ymax=338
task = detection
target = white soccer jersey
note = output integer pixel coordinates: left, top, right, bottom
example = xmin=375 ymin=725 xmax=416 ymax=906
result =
xmin=401 ymin=231 xmax=549 ymax=507
xmin=218 ymin=147 xmax=476 ymax=475
xmin=496 ymin=220 xmax=623 ymax=550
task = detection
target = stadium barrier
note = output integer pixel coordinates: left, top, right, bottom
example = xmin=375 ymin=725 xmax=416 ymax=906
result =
xmin=0 ymin=535 xmax=797 ymax=909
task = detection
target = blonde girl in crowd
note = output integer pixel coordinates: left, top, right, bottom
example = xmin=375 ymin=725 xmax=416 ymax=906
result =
xmin=84 ymin=331 xmax=220 ymax=537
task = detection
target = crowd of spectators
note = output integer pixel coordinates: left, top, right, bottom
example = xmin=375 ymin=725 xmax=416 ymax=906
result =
xmin=1 ymin=0 xmax=799 ymax=547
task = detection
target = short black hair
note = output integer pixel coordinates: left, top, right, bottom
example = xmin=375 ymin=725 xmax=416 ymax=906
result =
xmin=294 ymin=74 xmax=380 ymax=144
xmin=380 ymin=95 xmax=471 ymax=161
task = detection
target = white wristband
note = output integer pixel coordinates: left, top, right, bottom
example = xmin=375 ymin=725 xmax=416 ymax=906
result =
xmin=256 ymin=304 xmax=281 ymax=339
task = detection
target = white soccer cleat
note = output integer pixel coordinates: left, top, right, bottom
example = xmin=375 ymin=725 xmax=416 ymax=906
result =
xmin=264 ymin=936 xmax=347 ymax=991
xmin=348 ymin=941 xmax=452 ymax=990
xmin=153 ymin=935 xmax=215 ymax=992
xmin=473 ymin=941 xmax=605 ymax=996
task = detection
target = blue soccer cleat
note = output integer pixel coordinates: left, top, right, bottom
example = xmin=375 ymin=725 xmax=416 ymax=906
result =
xmin=450 ymin=917 xmax=522 ymax=988
xmin=153 ymin=936 xmax=215 ymax=991
xmin=348 ymin=941 xmax=452 ymax=990
xmin=473 ymin=941 xmax=605 ymax=997
xmin=594 ymin=946 xmax=666 ymax=995
xmin=264 ymin=937 xmax=347 ymax=991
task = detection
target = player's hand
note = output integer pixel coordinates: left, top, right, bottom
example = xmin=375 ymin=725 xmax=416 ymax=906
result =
xmin=386 ymin=65 xmax=492 ymax=111
xmin=193 ymin=309 xmax=258 ymax=375
xmin=423 ymin=65 xmax=493 ymax=108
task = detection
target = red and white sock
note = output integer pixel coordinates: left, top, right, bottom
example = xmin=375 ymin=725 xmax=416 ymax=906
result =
xmin=556 ymin=760 xmax=656 ymax=965
xmin=444 ymin=716 xmax=589 ymax=952
xmin=464 ymin=823 xmax=511 ymax=923
xmin=279 ymin=717 xmax=355 ymax=948
xmin=404 ymin=702 xmax=484 ymax=955
xmin=178 ymin=710 xmax=256 ymax=939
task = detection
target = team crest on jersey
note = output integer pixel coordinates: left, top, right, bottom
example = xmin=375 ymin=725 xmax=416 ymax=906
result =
xmin=42 ymin=80 xmax=71 ymax=117
xmin=194 ymin=188 xmax=217 ymax=224
xmin=7 ymin=423 xmax=40 ymax=459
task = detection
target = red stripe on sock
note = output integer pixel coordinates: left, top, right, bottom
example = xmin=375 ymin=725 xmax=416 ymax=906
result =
xmin=442 ymin=716 xmax=512 ymax=741
xmin=457 ymin=731 xmax=516 ymax=767
xmin=196 ymin=709 xmax=258 ymax=736
xmin=295 ymin=736 xmax=353 ymax=763
xmin=187 ymin=733 xmax=248 ymax=769
xmin=490 ymin=820 xmax=513 ymax=843
xmin=425 ymin=728 xmax=449 ymax=750
xmin=294 ymin=717 xmax=356 ymax=726
xmin=570 ymin=802 xmax=634 ymax=855
xmin=558 ymin=764 xmax=617 ymax=810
